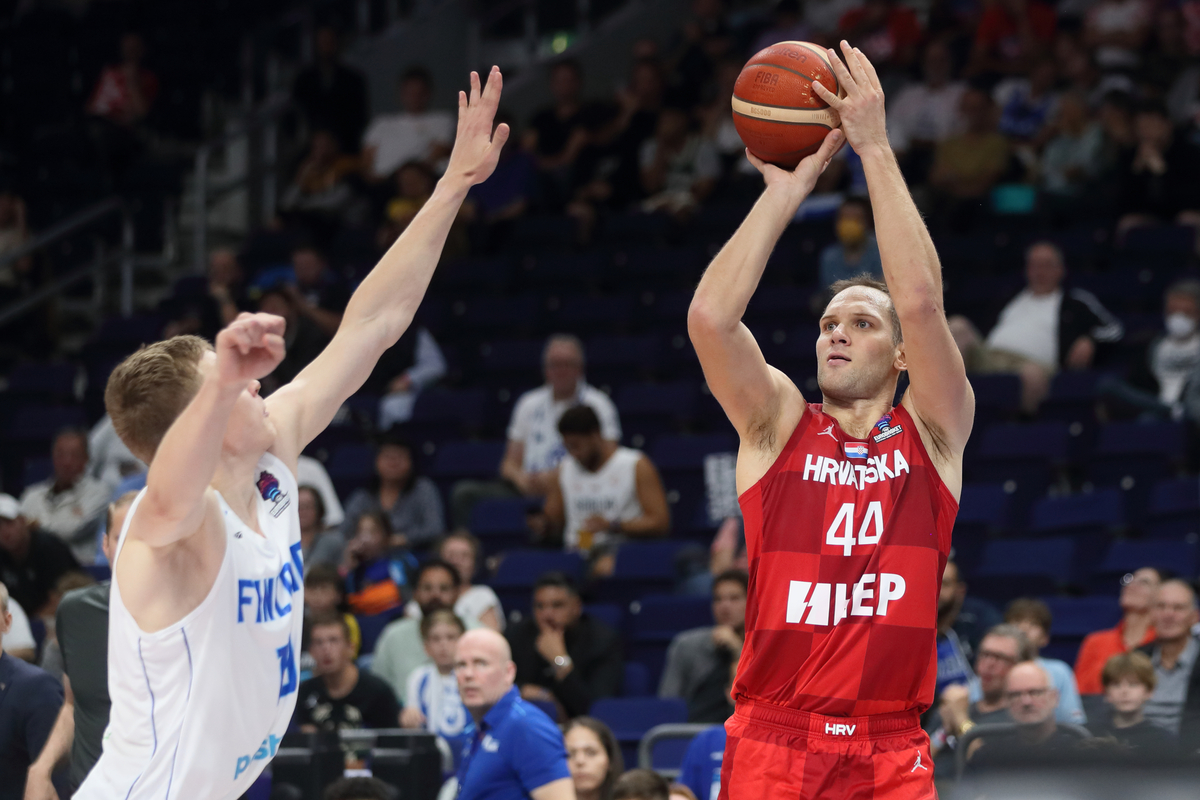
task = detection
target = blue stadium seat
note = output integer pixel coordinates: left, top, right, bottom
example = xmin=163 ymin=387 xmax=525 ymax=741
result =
xmin=453 ymin=295 xmax=541 ymax=335
xmin=550 ymin=297 xmax=637 ymax=335
xmin=971 ymin=538 xmax=1075 ymax=604
xmin=968 ymin=374 xmax=1021 ymax=424
xmin=518 ymin=251 xmax=603 ymax=288
xmin=428 ymin=441 xmax=506 ymax=480
xmin=955 ymin=484 xmax=1012 ymax=535
xmin=435 ymin=256 xmax=513 ymax=292
xmin=972 ymin=422 xmax=1069 ymax=528
xmin=5 ymin=362 xmax=78 ymax=399
xmin=617 ymin=382 xmax=699 ymax=441
xmin=630 ymin=595 xmax=714 ymax=641
xmin=5 ymin=405 xmax=86 ymax=441
xmin=1042 ymin=596 xmax=1121 ymax=638
xmin=594 ymin=541 xmax=693 ymax=606
xmin=528 ymin=698 xmax=558 ymax=722
xmin=489 ymin=551 xmax=585 ymax=617
xmin=1030 ymin=490 xmax=1125 ymax=537
xmin=584 ymin=603 xmax=625 ymax=633
xmin=22 ymin=456 xmax=52 ymax=491
xmin=978 ymin=422 xmax=1071 ymax=462
xmin=479 ymin=339 xmax=544 ymax=375
xmin=623 ymin=662 xmax=651 ymax=697
xmin=1093 ymin=540 xmax=1198 ymax=592
xmin=1144 ymin=478 xmax=1200 ymax=538
xmin=510 ymin=215 xmax=580 ymax=251
xmin=1094 ymin=421 xmax=1188 ymax=463
xmin=649 ymin=434 xmax=738 ymax=472
xmin=411 ymin=388 xmax=487 ymax=439
xmin=590 ymin=697 xmax=688 ymax=767
xmin=470 ymin=498 xmax=530 ymax=555
xmin=326 ymin=443 xmax=375 ymax=497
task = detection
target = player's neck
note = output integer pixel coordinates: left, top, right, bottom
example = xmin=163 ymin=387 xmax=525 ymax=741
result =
xmin=212 ymin=450 xmax=264 ymax=533
xmin=820 ymin=395 xmax=893 ymax=440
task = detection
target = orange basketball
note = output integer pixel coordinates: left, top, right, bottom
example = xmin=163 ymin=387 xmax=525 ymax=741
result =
xmin=732 ymin=41 xmax=843 ymax=168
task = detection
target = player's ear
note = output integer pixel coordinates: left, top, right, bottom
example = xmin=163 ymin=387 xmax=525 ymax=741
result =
xmin=893 ymin=342 xmax=907 ymax=372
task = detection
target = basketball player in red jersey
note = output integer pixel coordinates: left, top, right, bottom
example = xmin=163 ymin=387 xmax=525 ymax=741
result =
xmin=688 ymin=42 xmax=974 ymax=799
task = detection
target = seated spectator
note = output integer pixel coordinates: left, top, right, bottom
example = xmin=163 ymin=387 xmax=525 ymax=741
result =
xmin=1039 ymin=91 xmax=1106 ymax=203
xmin=298 ymin=454 xmax=345 ymax=531
xmin=1001 ymin=598 xmax=1086 ymax=723
xmin=1091 ymin=652 xmax=1178 ymax=754
xmin=280 ymin=131 xmax=369 ymax=239
xmin=969 ymin=0 xmax=1057 ymax=78
xmin=425 ymin=532 xmax=504 ymax=631
xmin=1083 ymin=0 xmax=1151 ymax=72
xmin=299 ymin=486 xmax=344 ymax=569
xmin=677 ymin=661 xmax=735 ymax=800
xmin=86 ymin=32 xmax=158 ymax=128
xmin=1117 ymin=100 xmax=1200 ymax=235
xmin=508 ymin=571 xmax=622 ymax=719
xmin=967 ymin=661 xmax=1084 ymax=771
xmin=639 ymin=106 xmax=719 ymax=219
xmin=818 ymin=197 xmax=884 ymax=288
xmin=565 ymin=716 xmax=624 ymax=800
xmin=454 ymin=628 xmax=573 ymax=800
xmin=887 ymin=41 xmax=965 ymax=183
xmin=302 ymin=565 xmax=361 ymax=675
xmin=341 ymin=433 xmax=445 ymax=552
xmin=660 ymin=569 xmax=747 ymax=723
xmin=206 ymin=247 xmax=253 ymax=327
xmin=1100 ymin=281 xmax=1200 ymax=423
xmin=294 ymin=613 xmax=401 ymax=746
xmin=937 ymin=560 xmax=1001 ymax=696
xmin=1075 ymin=568 xmax=1159 ymax=695
xmin=19 ymin=428 xmax=109 ymax=565
xmin=258 ymin=284 xmax=331 ymax=392
xmin=451 ymin=334 xmax=621 ymax=526
xmin=288 ymin=245 xmax=351 ymax=338
xmin=87 ymin=414 xmax=145 ymax=493
xmin=3 ymin=590 xmax=36 ymax=663
xmin=543 ymin=406 xmax=670 ymax=576
xmin=928 ymin=87 xmax=1009 ymax=225
xmin=341 ymin=510 xmax=416 ymax=617
xmin=401 ymin=609 xmax=471 ymax=773
xmin=994 ymin=58 xmax=1059 ymax=146
xmin=613 ymin=769 xmax=670 ymax=800
xmin=0 ymin=582 xmax=62 ymax=797
xmin=463 ymin=111 xmax=535 ymax=230
xmin=363 ymin=66 xmax=454 ymax=181
xmin=323 ymin=776 xmax=394 ymax=800
xmin=372 ymin=559 xmax=468 ymax=705
xmin=1137 ymin=579 xmax=1200 ymax=745
xmin=292 ymin=26 xmax=368 ymax=154
xmin=379 ymin=160 xmax=438 ymax=247
xmin=0 ymin=494 xmax=80 ymax=618
xmin=949 ymin=241 xmax=1123 ymax=413
xmin=364 ymin=320 xmax=448 ymax=429
xmin=837 ymin=0 xmax=922 ymax=71
xmin=932 ymin=624 xmax=1031 ymax=758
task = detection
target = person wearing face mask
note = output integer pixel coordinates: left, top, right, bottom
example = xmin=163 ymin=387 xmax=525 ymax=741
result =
xmin=817 ymin=197 xmax=883 ymax=289
xmin=1100 ymin=279 xmax=1200 ymax=422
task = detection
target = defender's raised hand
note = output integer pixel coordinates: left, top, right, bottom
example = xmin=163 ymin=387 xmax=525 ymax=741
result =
xmin=215 ymin=312 xmax=286 ymax=386
xmin=445 ymin=66 xmax=511 ymax=187
xmin=812 ymin=41 xmax=890 ymax=158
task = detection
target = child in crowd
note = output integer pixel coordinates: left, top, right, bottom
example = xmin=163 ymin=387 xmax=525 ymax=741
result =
xmin=1093 ymin=652 xmax=1178 ymax=753
xmin=612 ymin=769 xmax=670 ymax=800
xmin=401 ymin=609 xmax=471 ymax=772
xmin=303 ymin=564 xmax=361 ymax=676
xmin=997 ymin=598 xmax=1087 ymax=724
xmin=342 ymin=510 xmax=416 ymax=616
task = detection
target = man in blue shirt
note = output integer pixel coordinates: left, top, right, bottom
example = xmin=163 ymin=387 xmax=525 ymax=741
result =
xmin=455 ymin=628 xmax=573 ymax=800
xmin=0 ymin=581 xmax=63 ymax=800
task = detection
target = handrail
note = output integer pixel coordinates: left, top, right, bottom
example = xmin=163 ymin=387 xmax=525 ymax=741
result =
xmin=638 ymin=723 xmax=714 ymax=778
xmin=955 ymin=722 xmax=1092 ymax=781
xmin=0 ymin=198 xmax=135 ymax=327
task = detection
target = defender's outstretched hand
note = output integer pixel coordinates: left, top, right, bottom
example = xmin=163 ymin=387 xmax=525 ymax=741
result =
xmin=744 ymin=128 xmax=845 ymax=199
xmin=445 ymin=66 xmax=511 ymax=187
xmin=812 ymin=41 xmax=889 ymax=158
xmin=216 ymin=312 xmax=285 ymax=386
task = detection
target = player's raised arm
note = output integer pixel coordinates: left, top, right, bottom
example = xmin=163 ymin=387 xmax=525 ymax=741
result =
xmin=267 ymin=67 xmax=511 ymax=465
xmin=813 ymin=42 xmax=974 ymax=459
xmin=688 ymin=130 xmax=844 ymax=444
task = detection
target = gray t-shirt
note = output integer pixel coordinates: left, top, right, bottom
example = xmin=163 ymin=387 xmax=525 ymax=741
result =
xmin=659 ymin=627 xmax=721 ymax=702
xmin=57 ymin=582 xmax=111 ymax=790
xmin=1146 ymin=637 xmax=1199 ymax=734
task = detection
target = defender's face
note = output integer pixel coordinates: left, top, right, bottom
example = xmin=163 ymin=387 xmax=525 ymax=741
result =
xmin=816 ymin=288 xmax=902 ymax=402
xmin=197 ymin=352 xmax=276 ymax=456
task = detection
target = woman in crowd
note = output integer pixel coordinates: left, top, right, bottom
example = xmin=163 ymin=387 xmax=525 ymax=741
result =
xmin=299 ymin=484 xmax=344 ymax=568
xmin=437 ymin=531 xmax=505 ymax=631
xmin=565 ymin=717 xmax=624 ymax=800
xmin=341 ymin=432 xmax=445 ymax=552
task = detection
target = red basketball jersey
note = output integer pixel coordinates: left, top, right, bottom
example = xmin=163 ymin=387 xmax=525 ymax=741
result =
xmin=734 ymin=403 xmax=957 ymax=717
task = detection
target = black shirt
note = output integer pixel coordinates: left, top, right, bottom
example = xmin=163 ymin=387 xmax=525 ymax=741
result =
xmin=57 ymin=582 xmax=111 ymax=790
xmin=294 ymin=669 xmax=401 ymax=732
xmin=0 ymin=652 xmax=62 ymax=800
xmin=529 ymin=103 xmax=613 ymax=158
xmin=0 ymin=530 xmax=80 ymax=615
xmin=1089 ymin=716 xmax=1179 ymax=756
xmin=292 ymin=62 xmax=369 ymax=155
xmin=508 ymin=613 xmax=623 ymax=718
xmin=968 ymin=727 xmax=1086 ymax=771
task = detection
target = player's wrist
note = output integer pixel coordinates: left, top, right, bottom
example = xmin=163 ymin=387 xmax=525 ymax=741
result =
xmin=855 ymin=141 xmax=894 ymax=167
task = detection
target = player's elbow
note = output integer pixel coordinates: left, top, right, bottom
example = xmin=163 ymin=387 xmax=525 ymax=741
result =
xmin=893 ymin=285 xmax=944 ymax=322
xmin=687 ymin=298 xmax=733 ymax=342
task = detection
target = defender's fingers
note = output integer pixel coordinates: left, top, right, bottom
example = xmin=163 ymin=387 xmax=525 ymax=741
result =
xmin=854 ymin=47 xmax=883 ymax=92
xmin=826 ymin=47 xmax=858 ymax=97
xmin=841 ymin=40 xmax=871 ymax=88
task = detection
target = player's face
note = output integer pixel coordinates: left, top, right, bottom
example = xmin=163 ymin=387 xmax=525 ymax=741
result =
xmin=310 ymin=623 xmax=351 ymax=675
xmin=440 ymin=538 xmax=476 ymax=585
xmin=424 ymin=621 xmax=462 ymax=671
xmin=712 ymin=580 xmax=747 ymax=627
xmin=414 ymin=567 xmax=458 ymax=615
xmin=1105 ymin=676 xmax=1151 ymax=715
xmin=566 ymin=726 xmax=610 ymax=794
xmin=816 ymin=288 xmax=902 ymax=402
xmin=534 ymin=586 xmax=580 ymax=632
xmin=197 ymin=352 xmax=276 ymax=455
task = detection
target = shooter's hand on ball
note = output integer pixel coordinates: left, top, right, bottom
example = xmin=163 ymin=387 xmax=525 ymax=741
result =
xmin=744 ymin=129 xmax=844 ymax=200
xmin=812 ymin=41 xmax=890 ymax=159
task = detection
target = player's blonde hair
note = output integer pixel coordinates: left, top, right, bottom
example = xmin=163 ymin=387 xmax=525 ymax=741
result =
xmin=105 ymin=335 xmax=213 ymax=464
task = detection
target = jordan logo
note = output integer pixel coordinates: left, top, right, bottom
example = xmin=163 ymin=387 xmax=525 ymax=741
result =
xmin=911 ymin=752 xmax=928 ymax=772
xmin=818 ymin=424 xmax=837 ymax=441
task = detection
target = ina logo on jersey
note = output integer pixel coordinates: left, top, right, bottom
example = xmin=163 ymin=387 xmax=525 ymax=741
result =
xmin=257 ymin=471 xmax=291 ymax=518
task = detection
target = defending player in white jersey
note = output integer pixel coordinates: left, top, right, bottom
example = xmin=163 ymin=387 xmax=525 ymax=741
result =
xmin=75 ymin=68 xmax=510 ymax=800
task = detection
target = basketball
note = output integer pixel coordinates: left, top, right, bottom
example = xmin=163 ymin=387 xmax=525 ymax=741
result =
xmin=732 ymin=41 xmax=843 ymax=168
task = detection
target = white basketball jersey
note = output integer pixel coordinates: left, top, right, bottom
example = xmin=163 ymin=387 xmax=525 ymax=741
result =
xmin=561 ymin=447 xmax=643 ymax=551
xmin=77 ymin=452 xmax=305 ymax=800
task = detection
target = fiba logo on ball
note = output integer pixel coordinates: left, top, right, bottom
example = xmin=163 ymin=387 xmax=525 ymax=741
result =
xmin=731 ymin=41 xmax=845 ymax=168
xmin=256 ymin=471 xmax=291 ymax=518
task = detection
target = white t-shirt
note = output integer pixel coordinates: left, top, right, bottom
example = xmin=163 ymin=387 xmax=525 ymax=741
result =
xmin=986 ymin=289 xmax=1062 ymax=368
xmin=887 ymin=82 xmax=966 ymax=152
xmin=507 ymin=383 xmax=622 ymax=474
xmin=1087 ymin=0 xmax=1149 ymax=67
xmin=405 ymin=664 xmax=469 ymax=741
xmin=296 ymin=455 xmax=345 ymax=528
xmin=5 ymin=596 xmax=36 ymax=652
xmin=560 ymin=447 xmax=644 ymax=552
xmin=403 ymin=584 xmax=506 ymax=632
xmin=1153 ymin=334 xmax=1200 ymax=404
xmin=363 ymin=111 xmax=455 ymax=178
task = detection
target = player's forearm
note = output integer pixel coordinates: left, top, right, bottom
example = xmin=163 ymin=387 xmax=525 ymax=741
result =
xmin=858 ymin=145 xmax=944 ymax=313
xmin=28 ymin=698 xmax=73 ymax=777
xmin=690 ymin=183 xmax=804 ymax=330
xmin=143 ymin=375 xmax=242 ymax=526
xmin=342 ymin=177 xmax=471 ymax=348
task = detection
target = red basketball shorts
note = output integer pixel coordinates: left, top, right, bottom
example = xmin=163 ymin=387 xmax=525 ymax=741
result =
xmin=718 ymin=702 xmax=937 ymax=800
